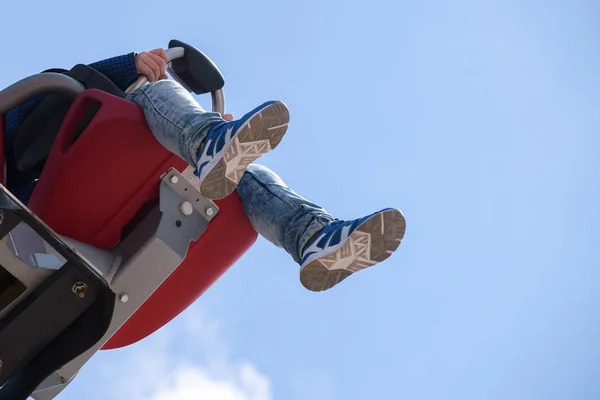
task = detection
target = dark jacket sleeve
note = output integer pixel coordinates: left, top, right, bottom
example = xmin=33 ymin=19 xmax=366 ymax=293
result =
xmin=88 ymin=52 xmax=140 ymax=92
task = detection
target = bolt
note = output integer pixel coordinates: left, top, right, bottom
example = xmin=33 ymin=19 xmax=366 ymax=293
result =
xmin=206 ymin=207 xmax=214 ymax=216
xmin=180 ymin=201 xmax=193 ymax=216
xmin=170 ymin=175 xmax=179 ymax=184
xmin=72 ymin=282 xmax=87 ymax=298
xmin=119 ymin=293 xmax=129 ymax=303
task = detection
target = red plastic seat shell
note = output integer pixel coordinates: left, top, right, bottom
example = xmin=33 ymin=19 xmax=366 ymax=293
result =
xmin=103 ymin=193 xmax=256 ymax=349
xmin=26 ymin=89 xmax=257 ymax=349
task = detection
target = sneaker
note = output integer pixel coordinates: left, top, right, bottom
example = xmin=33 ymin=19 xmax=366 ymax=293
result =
xmin=299 ymin=208 xmax=406 ymax=292
xmin=196 ymin=101 xmax=289 ymax=199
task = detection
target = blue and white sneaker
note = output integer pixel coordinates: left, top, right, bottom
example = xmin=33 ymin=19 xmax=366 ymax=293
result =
xmin=299 ymin=208 xmax=406 ymax=292
xmin=196 ymin=101 xmax=289 ymax=199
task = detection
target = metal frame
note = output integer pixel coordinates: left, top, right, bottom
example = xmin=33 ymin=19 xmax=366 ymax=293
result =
xmin=0 ymin=168 xmax=219 ymax=399
xmin=36 ymin=168 xmax=218 ymax=399
xmin=0 ymin=185 xmax=114 ymax=397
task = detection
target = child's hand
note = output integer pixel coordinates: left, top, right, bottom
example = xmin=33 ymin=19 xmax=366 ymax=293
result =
xmin=136 ymin=49 xmax=169 ymax=82
xmin=222 ymin=113 xmax=234 ymax=121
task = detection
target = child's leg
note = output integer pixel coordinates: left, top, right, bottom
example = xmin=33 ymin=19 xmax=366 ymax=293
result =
xmin=237 ymin=164 xmax=406 ymax=292
xmin=127 ymin=80 xmax=289 ymax=199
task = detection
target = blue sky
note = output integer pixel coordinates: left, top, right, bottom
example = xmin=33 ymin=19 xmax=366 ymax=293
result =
xmin=3 ymin=0 xmax=600 ymax=399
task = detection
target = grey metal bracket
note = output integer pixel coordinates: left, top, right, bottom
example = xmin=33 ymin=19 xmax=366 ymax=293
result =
xmin=27 ymin=168 xmax=219 ymax=400
xmin=157 ymin=168 xmax=219 ymax=258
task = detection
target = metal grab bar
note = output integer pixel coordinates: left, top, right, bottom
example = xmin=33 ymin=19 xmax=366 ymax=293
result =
xmin=125 ymin=47 xmax=225 ymax=115
xmin=125 ymin=47 xmax=185 ymax=95
xmin=0 ymin=73 xmax=85 ymax=115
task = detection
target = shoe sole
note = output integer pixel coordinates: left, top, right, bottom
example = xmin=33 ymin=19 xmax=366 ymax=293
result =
xmin=300 ymin=209 xmax=407 ymax=292
xmin=199 ymin=101 xmax=290 ymax=199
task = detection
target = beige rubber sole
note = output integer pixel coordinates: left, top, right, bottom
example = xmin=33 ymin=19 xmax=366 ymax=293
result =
xmin=300 ymin=208 xmax=406 ymax=292
xmin=199 ymin=101 xmax=290 ymax=200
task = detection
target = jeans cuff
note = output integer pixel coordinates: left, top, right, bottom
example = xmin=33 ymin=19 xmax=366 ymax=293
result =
xmin=295 ymin=215 xmax=330 ymax=263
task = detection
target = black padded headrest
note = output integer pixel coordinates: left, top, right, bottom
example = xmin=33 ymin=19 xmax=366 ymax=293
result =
xmin=15 ymin=64 xmax=125 ymax=174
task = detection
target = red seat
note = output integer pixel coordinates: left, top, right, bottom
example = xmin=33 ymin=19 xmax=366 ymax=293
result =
xmin=26 ymin=89 xmax=257 ymax=348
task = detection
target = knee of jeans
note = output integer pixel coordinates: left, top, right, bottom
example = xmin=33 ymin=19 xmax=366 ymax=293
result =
xmin=244 ymin=164 xmax=287 ymax=186
xmin=245 ymin=164 xmax=265 ymax=176
xmin=145 ymin=79 xmax=183 ymax=94
xmin=237 ymin=166 xmax=261 ymax=197
xmin=237 ymin=164 xmax=284 ymax=204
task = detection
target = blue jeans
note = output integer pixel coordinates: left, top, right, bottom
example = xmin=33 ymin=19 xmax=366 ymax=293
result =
xmin=127 ymin=80 xmax=334 ymax=264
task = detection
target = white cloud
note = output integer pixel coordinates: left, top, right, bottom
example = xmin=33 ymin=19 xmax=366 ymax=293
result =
xmin=148 ymin=363 xmax=271 ymax=400
xmin=64 ymin=303 xmax=273 ymax=400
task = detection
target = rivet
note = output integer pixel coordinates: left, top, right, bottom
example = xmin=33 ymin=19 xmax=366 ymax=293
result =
xmin=181 ymin=201 xmax=193 ymax=216
xmin=72 ymin=282 xmax=87 ymax=298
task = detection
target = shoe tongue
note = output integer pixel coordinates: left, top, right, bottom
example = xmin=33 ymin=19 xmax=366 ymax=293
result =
xmin=302 ymin=219 xmax=345 ymax=253
xmin=328 ymin=219 xmax=345 ymax=229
